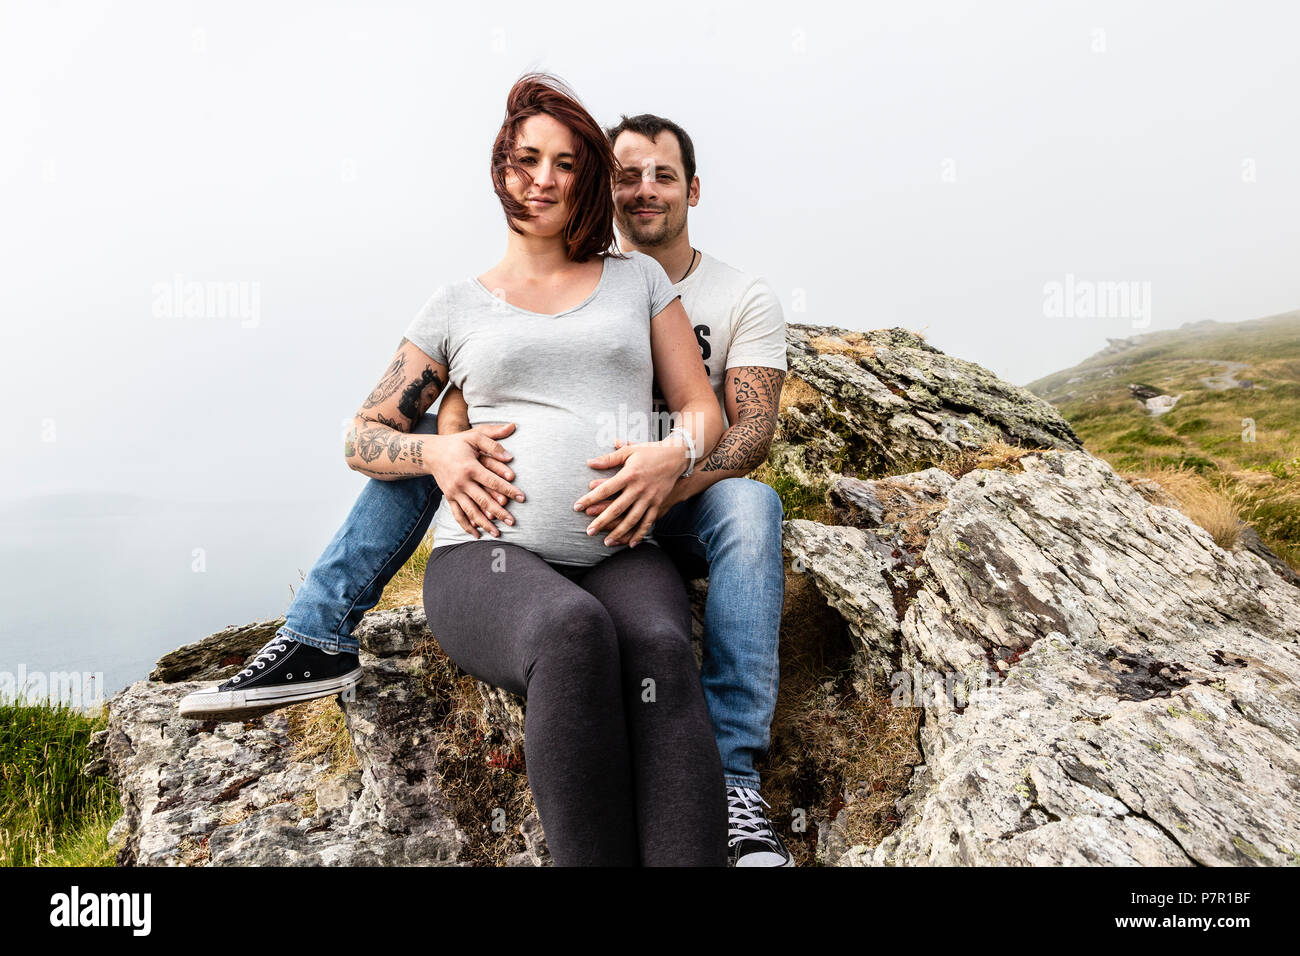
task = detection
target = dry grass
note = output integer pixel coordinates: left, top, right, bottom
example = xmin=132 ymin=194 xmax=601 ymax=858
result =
xmin=778 ymin=374 xmax=823 ymax=415
xmin=790 ymin=675 xmax=921 ymax=850
xmin=936 ymin=439 xmax=1048 ymax=479
xmin=1123 ymin=463 xmax=1246 ymax=551
xmin=759 ymin=571 xmax=921 ymax=864
xmin=215 ymin=802 xmax=258 ymax=829
xmin=371 ymin=533 xmax=434 ymax=613
xmin=871 ymin=483 xmax=952 ymax=550
xmin=409 ymin=633 xmax=538 ymax=866
xmin=175 ymin=836 xmax=210 ymax=866
xmin=1226 ymin=468 xmax=1279 ymax=490
xmin=808 ymin=332 xmax=876 ymax=361
xmin=286 ymin=696 xmax=360 ymax=777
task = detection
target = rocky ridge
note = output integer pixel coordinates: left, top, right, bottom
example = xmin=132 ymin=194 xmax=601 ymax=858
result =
xmin=88 ymin=325 xmax=1300 ymax=866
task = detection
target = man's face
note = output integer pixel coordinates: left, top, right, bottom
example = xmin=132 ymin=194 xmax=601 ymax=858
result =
xmin=611 ymin=130 xmax=697 ymax=247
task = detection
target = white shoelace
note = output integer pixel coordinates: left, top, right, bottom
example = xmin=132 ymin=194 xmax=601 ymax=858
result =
xmin=727 ymin=786 xmax=778 ymax=848
xmin=230 ymin=638 xmax=290 ymax=683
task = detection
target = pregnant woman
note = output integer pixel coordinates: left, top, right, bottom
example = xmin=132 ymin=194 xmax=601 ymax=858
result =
xmin=350 ymin=74 xmax=726 ymax=865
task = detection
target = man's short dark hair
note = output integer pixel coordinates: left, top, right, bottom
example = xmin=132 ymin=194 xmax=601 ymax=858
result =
xmin=604 ymin=114 xmax=697 ymax=183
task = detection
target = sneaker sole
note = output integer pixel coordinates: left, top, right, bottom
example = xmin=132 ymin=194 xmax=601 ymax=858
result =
xmin=178 ymin=668 xmax=362 ymax=722
xmin=733 ymin=850 xmax=797 ymax=867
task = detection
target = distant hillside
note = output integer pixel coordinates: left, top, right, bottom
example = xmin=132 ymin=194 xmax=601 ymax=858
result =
xmin=1026 ymin=310 xmax=1300 ymax=569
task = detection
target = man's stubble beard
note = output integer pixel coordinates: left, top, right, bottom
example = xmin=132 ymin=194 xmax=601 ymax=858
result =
xmin=618 ymin=205 xmax=687 ymax=249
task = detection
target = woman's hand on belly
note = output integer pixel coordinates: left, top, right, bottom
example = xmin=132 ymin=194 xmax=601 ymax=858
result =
xmin=430 ymin=424 xmax=526 ymax=538
xmin=572 ymin=437 xmax=689 ymax=548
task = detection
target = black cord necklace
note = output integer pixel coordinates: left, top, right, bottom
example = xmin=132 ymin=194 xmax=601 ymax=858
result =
xmin=677 ymin=247 xmax=698 ymax=283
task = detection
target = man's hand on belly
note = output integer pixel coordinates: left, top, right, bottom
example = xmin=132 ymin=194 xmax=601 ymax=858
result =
xmin=573 ymin=438 xmax=689 ymax=548
xmin=583 ymin=472 xmax=690 ymax=525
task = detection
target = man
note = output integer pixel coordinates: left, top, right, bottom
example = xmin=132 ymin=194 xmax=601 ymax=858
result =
xmin=179 ymin=114 xmax=792 ymax=867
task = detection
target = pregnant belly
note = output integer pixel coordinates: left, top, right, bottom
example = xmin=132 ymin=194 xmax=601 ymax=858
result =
xmin=462 ymin=418 xmax=645 ymax=565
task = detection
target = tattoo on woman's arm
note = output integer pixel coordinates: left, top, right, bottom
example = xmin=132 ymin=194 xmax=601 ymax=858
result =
xmin=363 ymin=348 xmax=408 ymax=409
xmin=355 ymin=427 xmax=389 ymax=463
xmin=397 ymin=367 xmax=443 ymax=426
xmin=350 ymin=425 xmax=425 ymax=474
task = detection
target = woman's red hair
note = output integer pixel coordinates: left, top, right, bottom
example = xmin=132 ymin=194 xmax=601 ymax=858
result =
xmin=490 ymin=72 xmax=623 ymax=263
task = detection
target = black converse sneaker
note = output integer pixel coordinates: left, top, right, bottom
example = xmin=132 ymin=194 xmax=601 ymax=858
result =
xmin=726 ymin=785 xmax=795 ymax=867
xmin=178 ymin=635 xmax=361 ymax=721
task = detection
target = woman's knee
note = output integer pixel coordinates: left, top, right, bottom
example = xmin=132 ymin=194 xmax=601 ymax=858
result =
xmin=618 ymin=617 xmax=697 ymax=684
xmin=524 ymin=589 xmax=621 ymax=684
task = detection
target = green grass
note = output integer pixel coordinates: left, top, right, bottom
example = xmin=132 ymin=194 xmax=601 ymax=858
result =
xmin=761 ymin=470 xmax=832 ymax=521
xmin=1 ymin=700 xmax=121 ymax=867
xmin=1246 ymin=491 xmax=1300 ymax=569
xmin=1108 ymin=424 xmax=1185 ymax=451
xmin=1025 ymin=311 xmax=1300 ymax=572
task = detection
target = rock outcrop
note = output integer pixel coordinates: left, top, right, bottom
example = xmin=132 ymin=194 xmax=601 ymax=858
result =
xmin=771 ymin=325 xmax=1082 ymax=494
xmin=89 ymin=324 xmax=1300 ymax=866
xmin=94 ymin=608 xmax=477 ymax=866
xmin=786 ymin=451 xmax=1300 ymax=865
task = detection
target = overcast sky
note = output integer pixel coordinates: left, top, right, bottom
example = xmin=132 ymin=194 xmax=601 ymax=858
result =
xmin=3 ymin=0 xmax=1298 ymax=506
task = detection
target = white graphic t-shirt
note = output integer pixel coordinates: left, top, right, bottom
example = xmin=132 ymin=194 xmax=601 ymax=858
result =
xmin=650 ymin=250 xmax=788 ymax=437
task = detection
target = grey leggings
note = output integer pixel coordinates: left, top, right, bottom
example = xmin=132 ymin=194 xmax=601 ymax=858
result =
xmin=422 ymin=539 xmax=727 ymax=866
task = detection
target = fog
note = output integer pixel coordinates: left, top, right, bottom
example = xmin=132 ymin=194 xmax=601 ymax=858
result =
xmin=2 ymin=0 xmax=1297 ymax=694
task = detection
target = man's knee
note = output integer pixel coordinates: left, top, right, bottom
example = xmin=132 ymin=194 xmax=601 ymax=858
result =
xmin=703 ymin=479 xmax=784 ymax=543
xmin=709 ymin=476 xmax=781 ymax=512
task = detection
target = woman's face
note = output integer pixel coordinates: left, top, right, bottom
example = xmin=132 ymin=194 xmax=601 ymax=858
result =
xmin=504 ymin=113 xmax=578 ymax=239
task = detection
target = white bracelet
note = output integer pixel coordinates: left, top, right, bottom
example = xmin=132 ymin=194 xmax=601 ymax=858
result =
xmin=669 ymin=426 xmax=696 ymax=478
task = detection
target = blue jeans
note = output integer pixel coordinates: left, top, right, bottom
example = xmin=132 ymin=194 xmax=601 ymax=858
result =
xmin=651 ymin=478 xmax=785 ymax=790
xmin=279 ymin=411 xmax=444 ymax=656
xmin=280 ymin=411 xmax=785 ymax=790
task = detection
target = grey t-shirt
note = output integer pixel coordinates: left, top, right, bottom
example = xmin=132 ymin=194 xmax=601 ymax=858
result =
xmin=403 ymin=250 xmax=681 ymax=566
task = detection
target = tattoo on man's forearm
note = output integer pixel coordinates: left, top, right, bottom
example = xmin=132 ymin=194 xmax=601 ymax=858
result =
xmin=700 ymin=418 xmax=774 ymax=472
xmin=386 ymin=432 xmax=425 ymax=467
xmin=351 ymin=463 xmax=425 ymax=479
xmin=732 ymin=366 xmax=784 ymax=412
xmin=700 ymin=367 xmax=784 ymax=474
